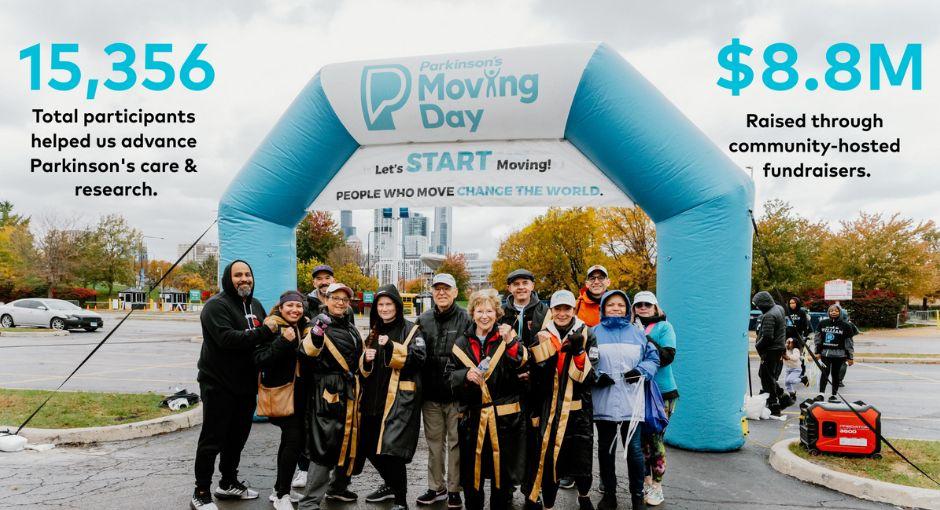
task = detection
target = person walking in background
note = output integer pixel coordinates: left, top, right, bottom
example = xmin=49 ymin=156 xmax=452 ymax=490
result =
xmin=526 ymin=290 xmax=598 ymax=510
xmin=632 ymin=291 xmax=677 ymax=508
xmin=358 ymin=284 xmax=427 ymax=510
xmin=415 ymin=273 xmax=472 ymax=509
xmin=786 ymin=297 xmax=812 ymax=386
xmin=752 ymin=291 xmax=789 ymax=416
xmin=297 ymin=283 xmax=363 ymax=510
xmin=254 ymin=291 xmax=309 ymax=509
xmin=191 ymin=260 xmax=276 ymax=510
xmin=814 ymin=304 xmax=855 ymax=402
xmin=447 ymin=289 xmax=529 ymax=510
xmin=593 ymin=290 xmax=659 ymax=510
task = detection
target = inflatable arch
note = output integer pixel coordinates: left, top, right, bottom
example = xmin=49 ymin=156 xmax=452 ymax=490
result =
xmin=219 ymin=42 xmax=754 ymax=451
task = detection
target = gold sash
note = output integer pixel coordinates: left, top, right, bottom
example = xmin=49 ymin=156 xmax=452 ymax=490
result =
xmin=376 ymin=325 xmax=419 ymax=454
xmin=323 ymin=333 xmax=361 ymax=476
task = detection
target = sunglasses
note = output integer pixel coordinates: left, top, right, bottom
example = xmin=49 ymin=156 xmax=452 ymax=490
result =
xmin=634 ymin=302 xmax=654 ymax=309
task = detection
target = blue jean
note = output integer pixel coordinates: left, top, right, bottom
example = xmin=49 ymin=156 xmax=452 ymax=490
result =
xmin=596 ymin=420 xmax=645 ymax=499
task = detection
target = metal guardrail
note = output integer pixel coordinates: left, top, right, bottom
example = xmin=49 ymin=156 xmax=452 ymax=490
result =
xmin=897 ymin=309 xmax=940 ymax=328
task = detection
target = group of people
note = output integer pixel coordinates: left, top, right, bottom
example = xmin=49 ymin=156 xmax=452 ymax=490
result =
xmin=191 ymin=260 xmax=680 ymax=510
xmin=753 ymin=291 xmax=857 ymax=416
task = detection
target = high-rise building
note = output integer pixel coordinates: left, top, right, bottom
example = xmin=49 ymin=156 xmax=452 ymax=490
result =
xmin=340 ymin=210 xmax=356 ymax=239
xmin=431 ymin=206 xmax=452 ymax=255
xmin=402 ymin=212 xmax=428 ymax=237
xmin=177 ymin=242 xmax=219 ymax=264
xmin=372 ymin=208 xmax=399 ymax=260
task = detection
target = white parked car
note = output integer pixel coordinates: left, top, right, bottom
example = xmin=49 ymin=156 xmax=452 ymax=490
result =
xmin=0 ymin=298 xmax=104 ymax=331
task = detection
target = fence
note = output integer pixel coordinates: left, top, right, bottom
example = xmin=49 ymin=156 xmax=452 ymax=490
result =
xmin=897 ymin=309 xmax=940 ymax=328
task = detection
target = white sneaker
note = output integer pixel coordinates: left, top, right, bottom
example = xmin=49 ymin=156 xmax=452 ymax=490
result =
xmin=272 ymin=494 xmax=295 ymax=510
xmin=645 ymin=485 xmax=664 ymax=506
xmin=214 ymin=480 xmax=259 ymax=500
xmin=269 ymin=490 xmax=302 ymax=503
xmin=191 ymin=489 xmax=219 ymax=510
xmin=291 ymin=470 xmax=307 ymax=488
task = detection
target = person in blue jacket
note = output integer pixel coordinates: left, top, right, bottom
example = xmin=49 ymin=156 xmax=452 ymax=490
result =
xmin=592 ymin=290 xmax=659 ymax=510
xmin=631 ymin=291 xmax=676 ymax=508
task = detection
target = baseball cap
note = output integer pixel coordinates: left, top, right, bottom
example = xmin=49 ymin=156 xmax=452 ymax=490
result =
xmin=312 ymin=264 xmax=334 ymax=277
xmin=633 ymin=291 xmax=658 ymax=306
xmin=586 ymin=265 xmax=608 ymax=278
xmin=325 ymin=282 xmax=353 ymax=298
xmin=549 ymin=290 xmax=577 ymax=309
xmin=432 ymin=273 xmax=457 ymax=288
xmin=506 ymin=268 xmax=535 ymax=284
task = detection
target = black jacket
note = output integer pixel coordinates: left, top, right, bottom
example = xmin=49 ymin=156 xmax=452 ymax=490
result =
xmin=526 ymin=318 xmax=597 ymax=502
xmin=447 ymin=324 xmax=529 ymax=490
xmin=299 ymin=306 xmax=363 ymax=471
xmin=753 ymin=291 xmax=786 ymax=358
xmin=416 ymin=302 xmax=473 ymax=403
xmin=815 ymin=318 xmax=856 ymax=360
xmin=786 ymin=298 xmax=813 ymax=344
xmin=197 ymin=260 xmax=275 ymax=396
xmin=500 ymin=291 xmax=550 ymax=348
xmin=253 ymin=310 xmax=308 ymax=408
xmin=359 ymin=284 xmax=427 ymax=461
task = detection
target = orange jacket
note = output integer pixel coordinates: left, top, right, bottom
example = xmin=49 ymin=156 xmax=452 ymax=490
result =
xmin=575 ymin=288 xmax=602 ymax=327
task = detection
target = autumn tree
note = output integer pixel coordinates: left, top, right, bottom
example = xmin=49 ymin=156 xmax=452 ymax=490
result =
xmin=491 ymin=208 xmax=607 ymax=294
xmin=597 ymin=207 xmax=657 ymax=292
xmin=438 ymin=253 xmax=472 ymax=300
xmin=334 ymin=263 xmax=379 ymax=294
xmin=32 ymin=217 xmax=85 ymax=297
xmin=84 ymin=214 xmax=142 ymax=298
xmin=401 ymin=278 xmax=426 ymax=294
xmin=326 ymin=244 xmax=360 ymax=269
xmin=0 ymin=202 xmax=33 ymax=283
xmin=296 ymin=211 xmax=344 ymax=263
xmin=751 ymin=199 xmax=829 ymax=294
xmin=0 ymin=200 xmax=29 ymax=227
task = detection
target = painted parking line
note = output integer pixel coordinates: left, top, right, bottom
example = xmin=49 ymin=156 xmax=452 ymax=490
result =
xmin=858 ymin=362 xmax=940 ymax=383
xmin=0 ymin=361 xmax=195 ymax=386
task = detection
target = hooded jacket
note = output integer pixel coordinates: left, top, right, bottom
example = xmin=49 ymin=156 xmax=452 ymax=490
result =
xmin=526 ymin=316 xmax=597 ymax=502
xmin=575 ymin=287 xmax=603 ymax=327
xmin=753 ymin=291 xmax=786 ymax=357
xmin=636 ymin=313 xmax=678 ymax=399
xmin=814 ymin=306 xmax=856 ymax=360
xmin=592 ymin=290 xmax=660 ymax=422
xmin=446 ymin=322 xmax=529 ymax=490
xmin=299 ymin=296 xmax=364 ymax=472
xmin=358 ymin=284 xmax=427 ymax=462
xmin=416 ymin=300 xmax=472 ymax=403
xmin=197 ymin=260 xmax=275 ymax=396
xmin=785 ymin=297 xmax=812 ymax=344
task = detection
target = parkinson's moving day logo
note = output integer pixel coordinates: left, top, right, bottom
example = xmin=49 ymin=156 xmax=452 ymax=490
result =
xmin=360 ymin=57 xmax=540 ymax=133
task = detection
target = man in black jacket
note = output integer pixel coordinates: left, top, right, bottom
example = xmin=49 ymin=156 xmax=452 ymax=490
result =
xmin=415 ymin=273 xmax=471 ymax=509
xmin=192 ymin=260 xmax=277 ymax=510
xmin=753 ymin=291 xmax=790 ymax=416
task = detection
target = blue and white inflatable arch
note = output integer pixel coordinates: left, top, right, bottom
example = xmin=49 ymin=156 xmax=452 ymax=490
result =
xmin=219 ymin=42 xmax=754 ymax=451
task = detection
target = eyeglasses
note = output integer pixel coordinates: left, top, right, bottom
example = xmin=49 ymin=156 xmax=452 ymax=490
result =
xmin=587 ymin=275 xmax=606 ymax=282
xmin=330 ymin=296 xmax=350 ymax=304
xmin=634 ymin=302 xmax=653 ymax=309
xmin=432 ymin=287 xmax=452 ymax=294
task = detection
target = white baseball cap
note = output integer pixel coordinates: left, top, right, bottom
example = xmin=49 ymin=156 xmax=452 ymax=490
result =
xmin=586 ymin=265 xmax=608 ymax=278
xmin=432 ymin=273 xmax=457 ymax=288
xmin=633 ymin=291 xmax=658 ymax=306
xmin=549 ymin=290 xmax=577 ymax=308
xmin=326 ymin=283 xmax=354 ymax=298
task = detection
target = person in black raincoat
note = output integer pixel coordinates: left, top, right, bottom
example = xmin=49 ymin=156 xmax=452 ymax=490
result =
xmin=356 ymin=284 xmax=427 ymax=510
xmin=814 ymin=304 xmax=856 ymax=402
xmin=526 ymin=290 xmax=597 ymax=510
xmin=786 ymin=297 xmax=813 ymax=385
xmin=253 ymin=290 xmax=309 ymax=509
xmin=447 ymin=288 xmax=529 ymax=510
xmin=297 ymin=283 xmax=363 ymax=510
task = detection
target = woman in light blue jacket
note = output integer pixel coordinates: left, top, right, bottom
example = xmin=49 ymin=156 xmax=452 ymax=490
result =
xmin=592 ymin=290 xmax=659 ymax=510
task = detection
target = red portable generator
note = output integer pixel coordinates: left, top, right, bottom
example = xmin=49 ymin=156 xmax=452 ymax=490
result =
xmin=799 ymin=399 xmax=881 ymax=457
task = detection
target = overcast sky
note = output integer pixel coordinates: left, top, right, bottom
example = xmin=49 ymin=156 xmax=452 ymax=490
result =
xmin=1 ymin=0 xmax=937 ymax=260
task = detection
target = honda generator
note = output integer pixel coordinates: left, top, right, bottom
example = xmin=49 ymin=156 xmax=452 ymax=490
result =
xmin=799 ymin=399 xmax=881 ymax=457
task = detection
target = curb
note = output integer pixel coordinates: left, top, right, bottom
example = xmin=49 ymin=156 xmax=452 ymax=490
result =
xmin=748 ymin=353 xmax=940 ymax=365
xmin=769 ymin=437 xmax=940 ymax=509
xmin=7 ymin=404 xmax=202 ymax=445
xmin=0 ymin=329 xmax=69 ymax=337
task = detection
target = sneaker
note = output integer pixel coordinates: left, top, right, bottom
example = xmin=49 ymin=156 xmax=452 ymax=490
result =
xmin=523 ymin=499 xmax=543 ymax=510
xmin=366 ymin=484 xmax=396 ymax=503
xmin=416 ymin=488 xmax=447 ymax=505
xmin=215 ymin=480 xmax=259 ymax=500
xmin=597 ymin=494 xmax=617 ymax=510
xmin=191 ymin=488 xmax=218 ymax=510
xmin=291 ymin=470 xmax=307 ymax=488
xmin=597 ymin=481 xmax=606 ymax=494
xmin=447 ymin=492 xmax=462 ymax=508
xmin=326 ymin=488 xmax=358 ymax=502
xmin=814 ymin=394 xmax=825 ymax=402
xmin=559 ymin=477 xmax=575 ymax=489
xmin=631 ymin=494 xmax=646 ymax=510
xmin=645 ymin=485 xmax=664 ymax=506
xmin=272 ymin=494 xmax=295 ymax=510
xmin=828 ymin=395 xmax=840 ymax=403
xmin=269 ymin=490 xmax=302 ymax=503
xmin=801 ymin=375 xmax=809 ymax=387
xmin=578 ymin=495 xmax=595 ymax=510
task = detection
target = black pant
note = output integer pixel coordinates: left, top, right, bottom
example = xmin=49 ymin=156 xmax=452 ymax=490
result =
xmin=758 ymin=355 xmax=784 ymax=407
xmin=194 ymin=383 xmax=257 ymax=490
xmin=271 ymin=413 xmax=304 ymax=497
xmin=464 ymin=479 xmax=512 ymax=510
xmin=819 ymin=358 xmax=846 ymax=396
xmin=542 ymin=475 xmax=591 ymax=508
xmin=596 ymin=420 xmax=645 ymax=499
xmin=360 ymin=414 xmax=409 ymax=505
xmin=298 ymin=452 xmax=310 ymax=471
